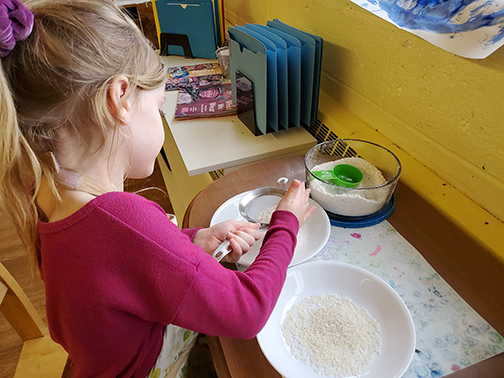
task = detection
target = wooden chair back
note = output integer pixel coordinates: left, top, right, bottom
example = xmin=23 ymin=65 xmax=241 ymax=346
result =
xmin=0 ymin=262 xmax=69 ymax=377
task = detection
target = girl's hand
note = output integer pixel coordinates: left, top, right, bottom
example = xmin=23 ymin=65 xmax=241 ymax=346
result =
xmin=193 ymin=220 xmax=261 ymax=263
xmin=276 ymin=179 xmax=316 ymax=228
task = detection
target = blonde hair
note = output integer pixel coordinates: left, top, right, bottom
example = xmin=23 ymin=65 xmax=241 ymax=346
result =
xmin=0 ymin=0 xmax=166 ymax=266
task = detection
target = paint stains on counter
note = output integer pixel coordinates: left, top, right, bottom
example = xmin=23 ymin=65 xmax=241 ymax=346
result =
xmin=369 ymin=245 xmax=382 ymax=256
xmin=307 ymin=221 xmax=503 ymax=377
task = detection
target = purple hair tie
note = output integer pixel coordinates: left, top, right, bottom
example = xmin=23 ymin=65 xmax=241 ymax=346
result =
xmin=0 ymin=0 xmax=34 ymax=58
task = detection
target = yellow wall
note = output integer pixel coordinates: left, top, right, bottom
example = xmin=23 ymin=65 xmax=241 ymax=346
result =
xmin=224 ymin=0 xmax=504 ymax=258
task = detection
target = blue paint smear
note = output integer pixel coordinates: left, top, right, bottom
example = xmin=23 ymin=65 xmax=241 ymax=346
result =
xmin=389 ymin=279 xmax=397 ymax=289
xmin=376 ymin=0 xmax=504 ymax=44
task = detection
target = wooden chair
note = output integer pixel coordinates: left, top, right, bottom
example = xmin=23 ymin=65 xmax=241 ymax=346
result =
xmin=0 ymin=262 xmax=70 ymax=377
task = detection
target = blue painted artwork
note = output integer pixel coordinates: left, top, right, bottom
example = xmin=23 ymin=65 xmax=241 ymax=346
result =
xmin=350 ymin=0 xmax=504 ymax=58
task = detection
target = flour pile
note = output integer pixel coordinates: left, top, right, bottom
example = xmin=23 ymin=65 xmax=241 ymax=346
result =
xmin=309 ymin=157 xmax=389 ymax=216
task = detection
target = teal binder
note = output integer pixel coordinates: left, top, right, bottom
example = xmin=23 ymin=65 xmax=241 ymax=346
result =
xmin=228 ymin=27 xmax=268 ymax=135
xmin=270 ymin=19 xmax=323 ymax=125
xmin=262 ymin=26 xmax=302 ymax=127
xmin=236 ymin=25 xmax=279 ymax=132
xmin=156 ymin=0 xmax=218 ymax=59
xmin=267 ymin=19 xmax=316 ymax=126
xmin=245 ymin=24 xmax=289 ymax=130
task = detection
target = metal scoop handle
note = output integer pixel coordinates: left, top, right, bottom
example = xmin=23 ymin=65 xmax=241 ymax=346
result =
xmin=212 ymin=240 xmax=232 ymax=262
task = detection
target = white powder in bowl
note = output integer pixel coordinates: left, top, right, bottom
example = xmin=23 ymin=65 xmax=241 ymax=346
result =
xmin=281 ymin=294 xmax=381 ymax=377
xmin=309 ymin=157 xmax=389 ymax=216
xmin=255 ymin=205 xmax=277 ymax=224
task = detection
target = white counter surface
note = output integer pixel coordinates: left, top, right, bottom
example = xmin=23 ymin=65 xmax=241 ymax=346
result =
xmin=160 ymin=56 xmax=316 ymax=176
xmin=115 ymin=0 xmax=150 ymax=6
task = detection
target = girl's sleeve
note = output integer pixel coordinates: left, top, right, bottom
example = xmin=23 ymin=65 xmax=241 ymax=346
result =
xmin=171 ymin=211 xmax=298 ymax=339
xmin=112 ymin=195 xmax=298 ymax=339
xmin=180 ymin=227 xmax=202 ymax=241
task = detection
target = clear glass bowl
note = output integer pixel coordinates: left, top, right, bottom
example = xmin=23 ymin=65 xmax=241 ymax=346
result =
xmin=305 ymin=139 xmax=401 ymax=217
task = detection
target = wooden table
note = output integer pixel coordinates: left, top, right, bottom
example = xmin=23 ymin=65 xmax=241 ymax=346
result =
xmin=182 ymin=155 xmax=504 ymax=378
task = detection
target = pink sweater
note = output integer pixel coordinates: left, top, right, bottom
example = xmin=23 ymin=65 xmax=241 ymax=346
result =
xmin=38 ymin=192 xmax=298 ymax=377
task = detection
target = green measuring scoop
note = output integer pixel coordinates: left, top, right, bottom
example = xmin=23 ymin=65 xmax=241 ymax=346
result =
xmin=312 ymin=164 xmax=363 ymax=188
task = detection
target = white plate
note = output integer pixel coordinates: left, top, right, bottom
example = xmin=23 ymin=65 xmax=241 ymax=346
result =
xmin=257 ymin=261 xmax=415 ymax=378
xmin=210 ymin=191 xmax=330 ymax=267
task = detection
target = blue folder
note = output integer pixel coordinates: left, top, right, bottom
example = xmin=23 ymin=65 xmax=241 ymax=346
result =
xmin=270 ymin=19 xmax=323 ymax=124
xmin=236 ymin=25 xmax=279 ymax=132
xmin=156 ymin=0 xmax=218 ymax=59
xmin=267 ymin=19 xmax=316 ymax=126
xmin=261 ymin=25 xmax=302 ymax=127
xmin=228 ymin=27 xmax=268 ymax=135
xmin=245 ymin=24 xmax=289 ymax=130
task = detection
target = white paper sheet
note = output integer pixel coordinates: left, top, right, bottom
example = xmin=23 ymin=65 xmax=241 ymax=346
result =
xmin=350 ymin=0 xmax=504 ymax=59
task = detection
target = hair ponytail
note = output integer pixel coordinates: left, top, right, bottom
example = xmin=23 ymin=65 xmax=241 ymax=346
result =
xmin=0 ymin=63 xmax=42 ymax=266
xmin=1 ymin=0 xmax=166 ymax=268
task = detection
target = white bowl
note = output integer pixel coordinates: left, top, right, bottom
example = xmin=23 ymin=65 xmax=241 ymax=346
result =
xmin=257 ymin=261 xmax=415 ymax=378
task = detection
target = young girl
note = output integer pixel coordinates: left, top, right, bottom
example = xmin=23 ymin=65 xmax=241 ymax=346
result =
xmin=0 ymin=1 xmax=315 ymax=377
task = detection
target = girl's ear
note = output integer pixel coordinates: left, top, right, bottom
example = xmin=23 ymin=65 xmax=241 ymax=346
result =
xmin=108 ymin=75 xmax=131 ymax=124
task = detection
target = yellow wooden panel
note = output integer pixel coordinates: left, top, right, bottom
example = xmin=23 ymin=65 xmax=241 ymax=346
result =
xmin=317 ymin=90 xmax=504 ymax=263
xmin=15 ymin=335 xmax=68 ymax=378
xmin=0 ymin=263 xmax=46 ymax=341
xmin=151 ymin=0 xmax=161 ymax=46
xmin=157 ymin=119 xmax=213 ymax=223
xmin=0 ymin=281 xmax=6 ymax=301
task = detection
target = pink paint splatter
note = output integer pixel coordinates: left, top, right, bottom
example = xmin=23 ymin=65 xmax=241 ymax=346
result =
xmin=369 ymin=246 xmax=382 ymax=256
xmin=451 ymin=364 xmax=461 ymax=371
xmin=393 ymin=266 xmax=404 ymax=278
xmin=350 ymin=233 xmax=361 ymax=239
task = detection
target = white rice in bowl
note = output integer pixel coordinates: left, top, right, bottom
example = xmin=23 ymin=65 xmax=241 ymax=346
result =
xmin=281 ymin=293 xmax=382 ymax=377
